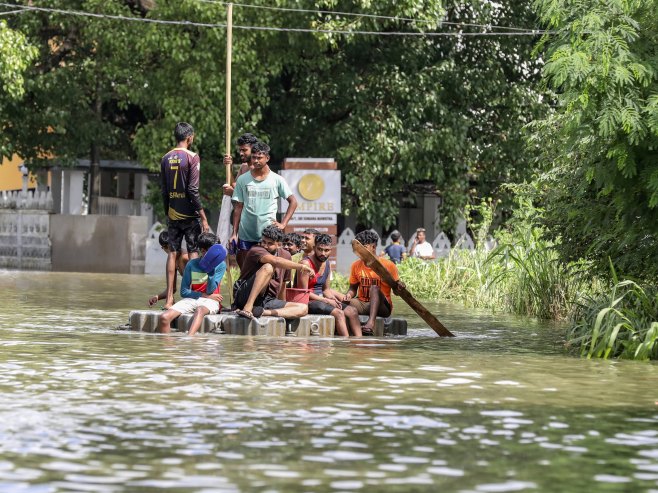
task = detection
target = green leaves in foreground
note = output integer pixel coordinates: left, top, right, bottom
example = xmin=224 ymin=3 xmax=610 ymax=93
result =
xmin=569 ymin=278 xmax=658 ymax=360
xmin=530 ymin=0 xmax=658 ymax=281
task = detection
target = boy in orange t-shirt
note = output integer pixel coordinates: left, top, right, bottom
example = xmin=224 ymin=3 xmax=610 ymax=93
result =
xmin=344 ymin=230 xmax=402 ymax=336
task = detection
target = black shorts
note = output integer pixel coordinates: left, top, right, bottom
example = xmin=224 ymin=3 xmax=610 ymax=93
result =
xmin=308 ymin=300 xmax=336 ymax=315
xmin=168 ymin=218 xmax=201 ymax=253
xmin=233 ymin=275 xmax=287 ymax=311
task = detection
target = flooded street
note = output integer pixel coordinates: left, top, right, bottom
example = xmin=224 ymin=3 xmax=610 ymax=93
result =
xmin=1 ymin=271 xmax=657 ymax=492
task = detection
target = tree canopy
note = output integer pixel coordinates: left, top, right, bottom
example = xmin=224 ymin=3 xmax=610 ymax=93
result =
xmin=1 ymin=0 xmax=548 ymax=229
xmin=530 ymin=0 xmax=658 ymax=280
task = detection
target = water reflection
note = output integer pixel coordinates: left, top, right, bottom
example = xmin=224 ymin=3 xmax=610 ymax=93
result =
xmin=0 ymin=271 xmax=657 ymax=492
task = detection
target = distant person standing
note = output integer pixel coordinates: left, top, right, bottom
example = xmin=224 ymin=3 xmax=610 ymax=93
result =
xmin=230 ymin=141 xmax=298 ymax=268
xmin=409 ymin=227 xmax=435 ymax=260
xmin=160 ymin=122 xmax=210 ymax=308
xmin=382 ymin=232 xmax=406 ymax=264
xmin=222 ymin=133 xmax=259 ymax=197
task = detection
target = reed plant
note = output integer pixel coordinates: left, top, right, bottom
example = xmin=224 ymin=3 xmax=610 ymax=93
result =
xmin=568 ymin=268 xmax=658 ymax=360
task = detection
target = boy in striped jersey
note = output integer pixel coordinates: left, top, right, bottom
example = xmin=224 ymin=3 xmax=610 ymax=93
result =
xmin=160 ymin=122 xmax=210 ymax=308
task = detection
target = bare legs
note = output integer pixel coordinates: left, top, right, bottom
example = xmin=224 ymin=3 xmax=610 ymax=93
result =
xmin=265 ymin=302 xmax=308 ymax=318
xmin=164 ymin=251 xmax=177 ymax=309
xmin=187 ymin=306 xmax=210 ymax=336
xmin=158 ymin=308 xmax=181 ymax=333
xmin=343 ymin=305 xmax=363 ymax=337
xmin=362 ymin=285 xmax=382 ymax=333
xmin=331 ymin=308 xmax=349 ymax=336
xmin=240 ymin=264 xmax=274 ymax=316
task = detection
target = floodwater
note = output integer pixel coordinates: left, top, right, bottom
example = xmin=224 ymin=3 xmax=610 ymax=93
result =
xmin=1 ymin=271 xmax=657 ymax=493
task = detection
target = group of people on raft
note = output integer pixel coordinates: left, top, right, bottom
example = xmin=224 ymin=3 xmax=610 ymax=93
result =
xmin=151 ymin=122 xmax=404 ymax=336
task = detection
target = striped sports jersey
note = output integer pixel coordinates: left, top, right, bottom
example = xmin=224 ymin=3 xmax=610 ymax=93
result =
xmin=160 ymin=147 xmax=203 ymax=221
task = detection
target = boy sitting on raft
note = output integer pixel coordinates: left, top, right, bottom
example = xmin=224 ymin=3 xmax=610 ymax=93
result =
xmin=344 ymin=230 xmax=404 ymax=336
xmin=158 ymin=232 xmax=227 ymax=335
xmin=233 ymin=225 xmax=314 ymax=320
xmin=148 ymin=231 xmax=190 ymax=307
xmin=295 ymin=233 xmax=353 ymax=336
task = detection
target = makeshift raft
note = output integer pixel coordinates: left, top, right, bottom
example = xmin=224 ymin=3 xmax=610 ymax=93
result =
xmin=126 ymin=310 xmax=408 ymax=337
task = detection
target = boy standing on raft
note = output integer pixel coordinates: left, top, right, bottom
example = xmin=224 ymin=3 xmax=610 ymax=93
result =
xmin=158 ymin=233 xmax=227 ymax=336
xmin=222 ymin=132 xmax=259 ymax=197
xmin=160 ymin=122 xmax=210 ymax=308
xmin=344 ymin=230 xmax=404 ymax=336
xmin=230 ymin=141 xmax=298 ymax=268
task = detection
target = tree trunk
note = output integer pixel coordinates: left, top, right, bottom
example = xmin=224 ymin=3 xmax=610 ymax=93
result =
xmin=88 ymin=92 xmax=102 ymax=214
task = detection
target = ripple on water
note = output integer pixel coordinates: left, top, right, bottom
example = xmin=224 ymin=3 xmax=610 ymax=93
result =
xmin=476 ymin=481 xmax=538 ymax=492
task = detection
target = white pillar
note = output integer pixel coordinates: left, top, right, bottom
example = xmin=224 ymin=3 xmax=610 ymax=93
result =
xmin=63 ymin=169 xmax=86 ymax=215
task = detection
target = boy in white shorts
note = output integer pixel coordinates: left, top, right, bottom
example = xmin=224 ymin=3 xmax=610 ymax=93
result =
xmin=158 ymin=232 xmax=227 ymax=335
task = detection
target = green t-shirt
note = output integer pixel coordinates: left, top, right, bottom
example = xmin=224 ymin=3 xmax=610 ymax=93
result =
xmin=233 ymin=170 xmax=293 ymax=242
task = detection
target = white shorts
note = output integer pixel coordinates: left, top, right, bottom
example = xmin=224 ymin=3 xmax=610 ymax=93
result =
xmin=170 ymin=297 xmax=220 ymax=315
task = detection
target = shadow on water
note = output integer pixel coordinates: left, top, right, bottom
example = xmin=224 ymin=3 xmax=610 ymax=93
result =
xmin=1 ymin=271 xmax=657 ymax=492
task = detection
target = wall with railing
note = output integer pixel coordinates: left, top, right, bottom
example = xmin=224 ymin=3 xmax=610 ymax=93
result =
xmin=0 ymin=190 xmax=54 ymax=270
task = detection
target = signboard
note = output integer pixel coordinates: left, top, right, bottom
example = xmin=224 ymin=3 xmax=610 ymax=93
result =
xmin=279 ymin=169 xmax=341 ymax=214
xmin=288 ymin=214 xmax=336 ymax=225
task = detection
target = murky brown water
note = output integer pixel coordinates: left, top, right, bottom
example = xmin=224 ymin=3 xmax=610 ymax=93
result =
xmin=1 ymin=271 xmax=657 ymax=492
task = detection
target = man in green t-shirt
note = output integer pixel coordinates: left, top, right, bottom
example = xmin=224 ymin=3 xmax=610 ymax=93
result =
xmin=230 ymin=141 xmax=298 ymax=268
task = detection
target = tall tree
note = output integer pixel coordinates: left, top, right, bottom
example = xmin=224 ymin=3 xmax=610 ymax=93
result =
xmin=2 ymin=0 xmax=548 ymax=228
xmin=261 ymin=0 xmax=547 ymax=229
xmin=531 ymin=0 xmax=658 ymax=280
xmin=0 ymin=18 xmax=37 ymax=158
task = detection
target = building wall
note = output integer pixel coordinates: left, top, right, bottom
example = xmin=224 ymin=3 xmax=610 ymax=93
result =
xmin=0 ymin=155 xmax=39 ymax=191
xmin=50 ymin=215 xmax=147 ymax=274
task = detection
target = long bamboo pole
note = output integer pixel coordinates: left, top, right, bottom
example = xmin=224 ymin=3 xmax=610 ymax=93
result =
xmin=223 ymin=2 xmax=234 ymax=305
xmin=225 ymin=3 xmax=233 ymax=177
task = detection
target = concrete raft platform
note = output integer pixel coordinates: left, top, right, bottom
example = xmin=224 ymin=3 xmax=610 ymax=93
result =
xmin=127 ymin=310 xmax=408 ymax=337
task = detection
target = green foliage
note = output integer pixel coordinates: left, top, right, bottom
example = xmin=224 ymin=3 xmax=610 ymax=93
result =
xmin=530 ymin=0 xmax=658 ymax=280
xmin=0 ymin=19 xmax=38 ymax=157
xmin=568 ymin=273 xmax=658 ymax=360
xmin=2 ymin=0 xmax=548 ymax=226
xmin=361 ymin=202 xmax=586 ymax=320
xmin=0 ymin=20 xmax=36 ymax=100
xmin=264 ymin=0 xmax=548 ymax=228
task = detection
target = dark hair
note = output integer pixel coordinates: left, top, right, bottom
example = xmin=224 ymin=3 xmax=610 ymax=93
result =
xmin=355 ymin=230 xmax=379 ymax=247
xmin=390 ymin=232 xmax=400 ymax=242
xmin=314 ymin=233 xmax=332 ymax=247
xmin=283 ymin=232 xmax=303 ymax=249
xmin=237 ymin=133 xmax=258 ymax=146
xmin=302 ymin=228 xmax=321 ymax=236
xmin=197 ymin=232 xmax=218 ymax=251
xmin=251 ymin=141 xmax=270 ymax=156
xmin=158 ymin=231 xmax=169 ymax=247
xmin=262 ymin=224 xmax=284 ymax=243
xmin=174 ymin=122 xmax=194 ymax=142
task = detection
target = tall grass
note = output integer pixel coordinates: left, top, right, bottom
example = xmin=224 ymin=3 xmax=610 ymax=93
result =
xmin=568 ymin=275 xmax=658 ymax=360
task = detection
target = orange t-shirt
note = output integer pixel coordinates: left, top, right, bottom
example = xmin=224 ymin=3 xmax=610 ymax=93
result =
xmin=349 ymin=259 xmax=399 ymax=307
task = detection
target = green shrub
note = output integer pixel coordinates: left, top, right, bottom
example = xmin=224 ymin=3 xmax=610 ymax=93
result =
xmin=568 ymin=275 xmax=658 ymax=360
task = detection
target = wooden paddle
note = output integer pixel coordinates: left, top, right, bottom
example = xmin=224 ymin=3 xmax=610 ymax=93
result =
xmin=351 ymin=239 xmax=455 ymax=337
